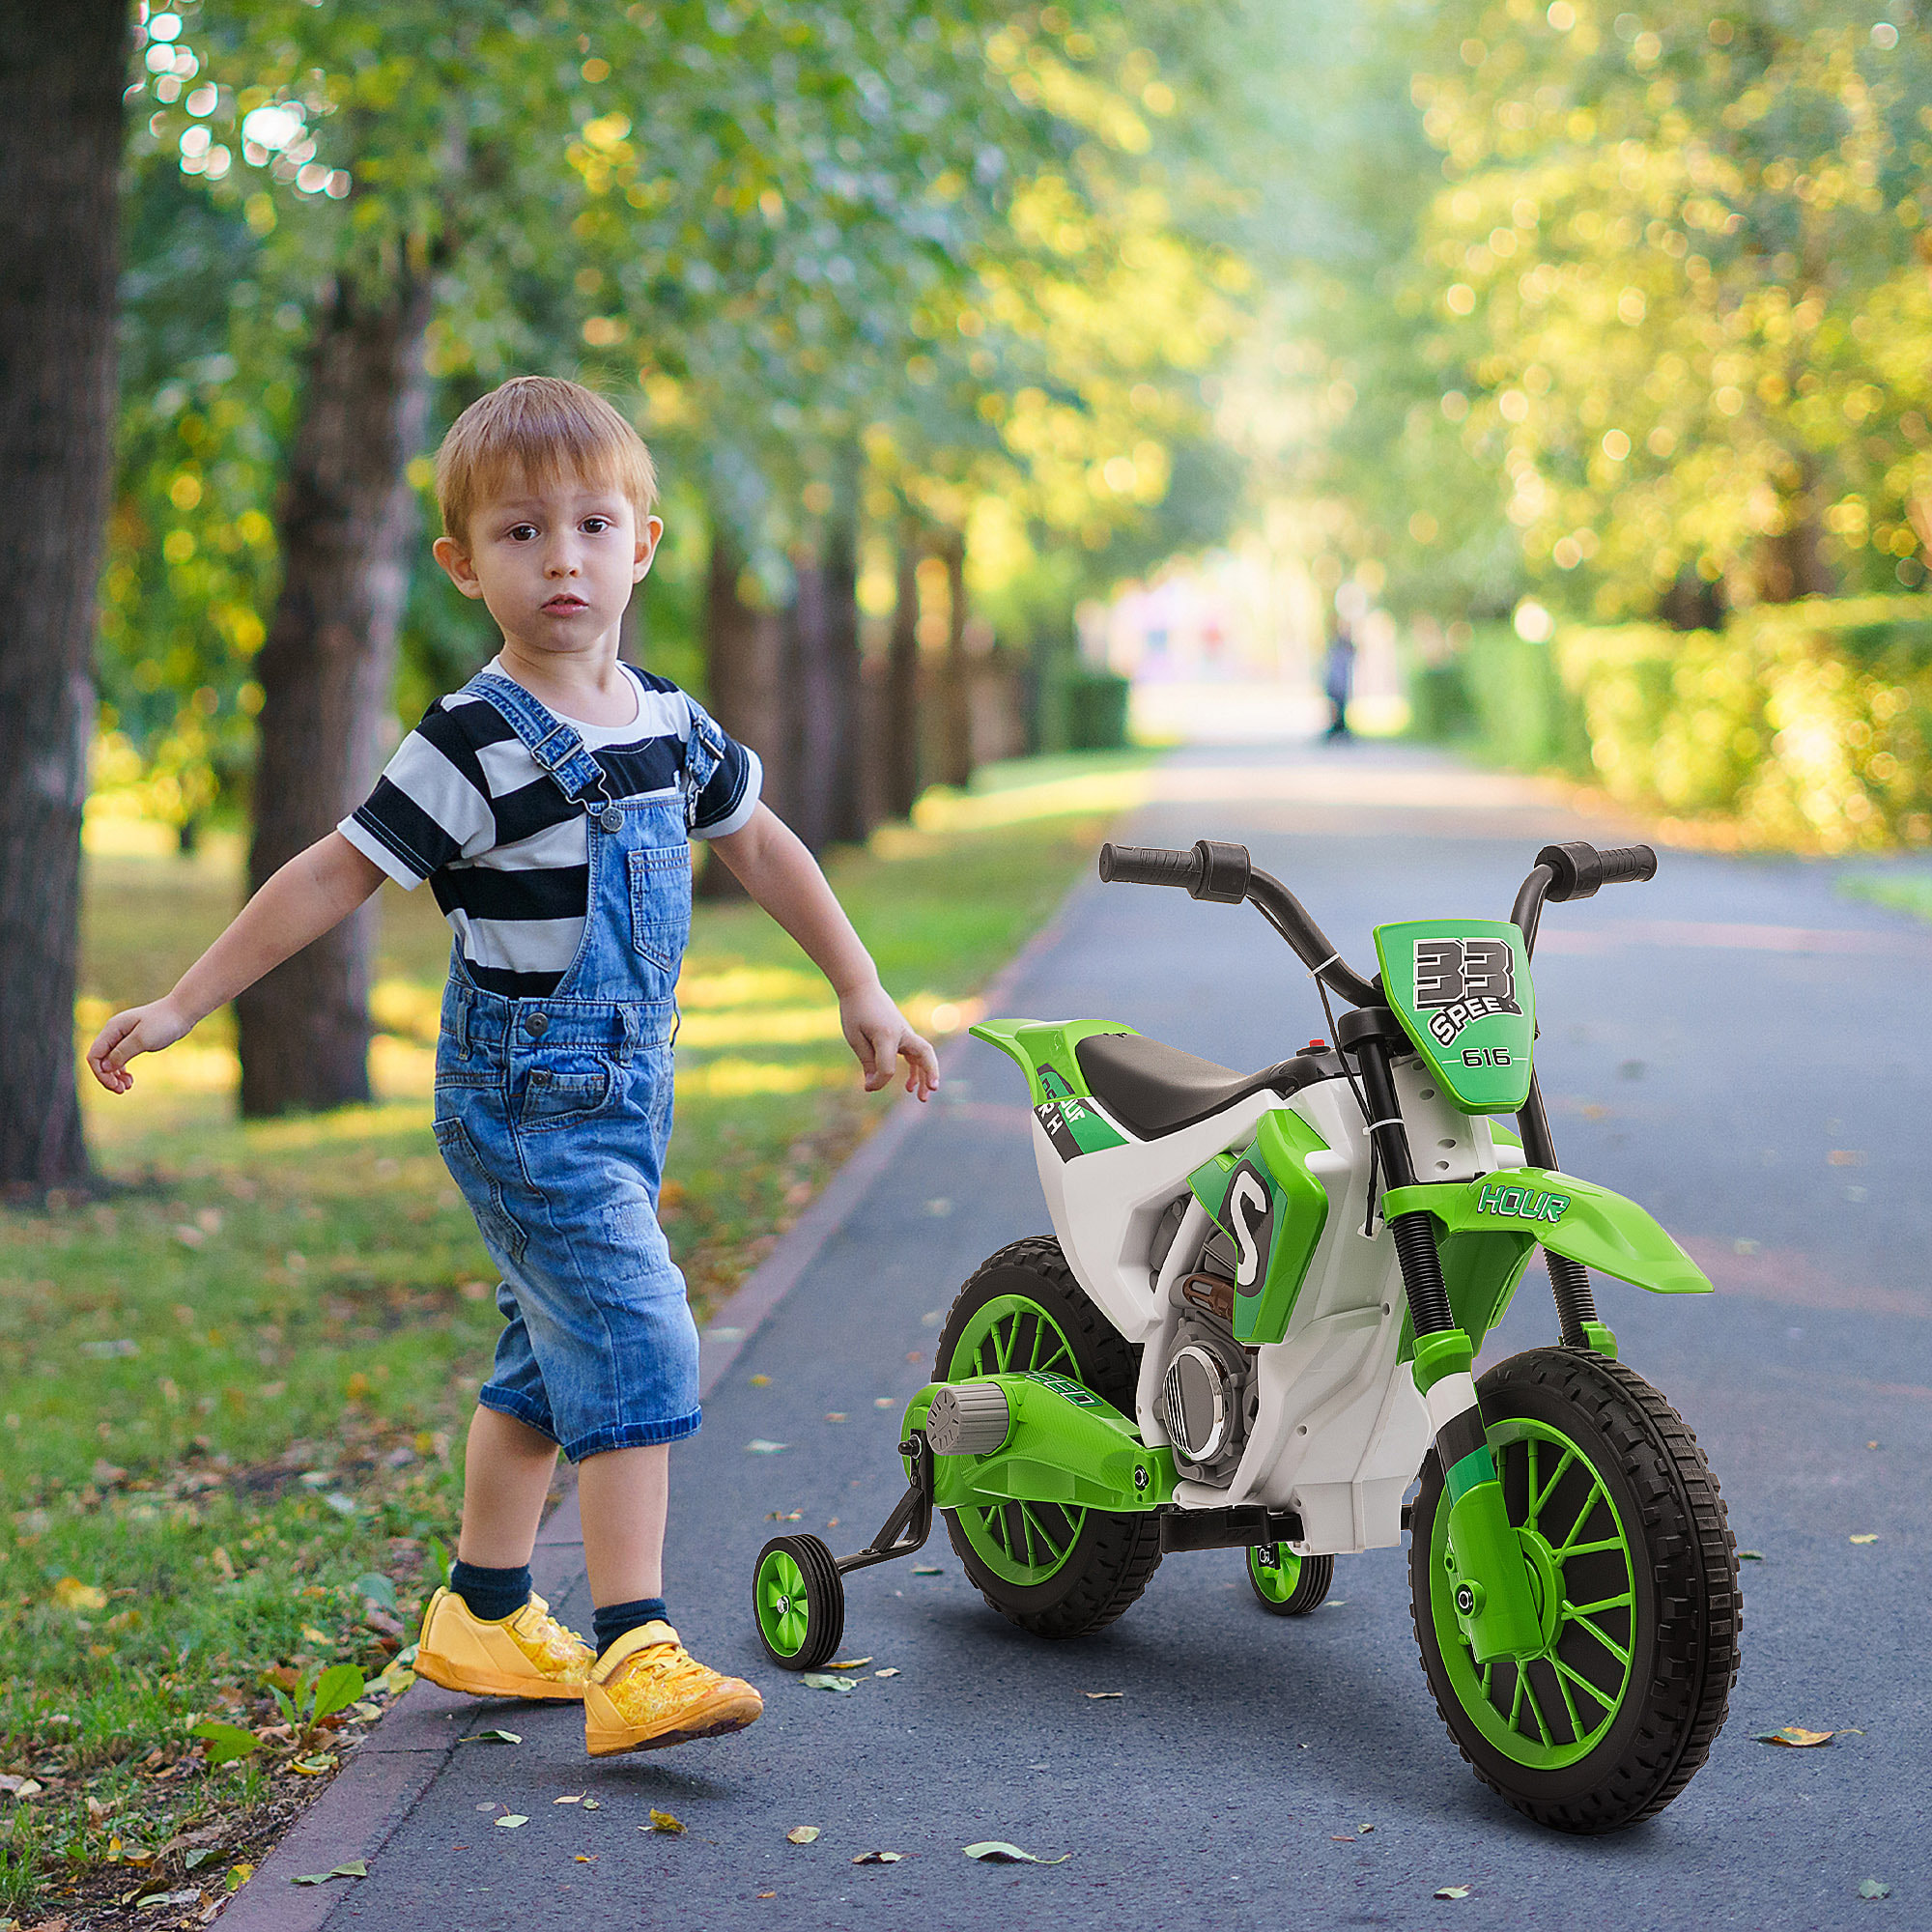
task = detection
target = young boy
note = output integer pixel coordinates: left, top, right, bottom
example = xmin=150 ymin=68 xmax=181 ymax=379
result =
xmin=87 ymin=376 xmax=939 ymax=1756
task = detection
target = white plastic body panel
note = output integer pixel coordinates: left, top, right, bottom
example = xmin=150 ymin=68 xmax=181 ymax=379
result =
xmin=1027 ymin=1055 xmax=1523 ymax=1559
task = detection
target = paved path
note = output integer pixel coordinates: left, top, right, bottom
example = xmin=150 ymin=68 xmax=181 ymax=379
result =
xmin=312 ymin=740 xmax=1929 ymax=1930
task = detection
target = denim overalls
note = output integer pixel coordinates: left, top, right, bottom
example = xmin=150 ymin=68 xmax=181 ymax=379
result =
xmin=431 ymin=669 xmax=723 ymax=1462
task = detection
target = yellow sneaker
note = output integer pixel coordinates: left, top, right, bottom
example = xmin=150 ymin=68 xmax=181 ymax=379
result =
xmin=413 ymin=1587 xmax=595 ymax=1701
xmin=582 ymin=1621 xmax=763 ymax=1755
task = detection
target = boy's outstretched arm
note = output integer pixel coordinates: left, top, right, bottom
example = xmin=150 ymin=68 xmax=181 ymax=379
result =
xmin=87 ymin=832 xmax=386 ymax=1094
xmin=708 ymin=805 xmax=939 ymax=1099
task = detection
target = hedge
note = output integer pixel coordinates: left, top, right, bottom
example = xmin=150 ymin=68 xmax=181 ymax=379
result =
xmin=1410 ymin=598 xmax=1932 ymax=852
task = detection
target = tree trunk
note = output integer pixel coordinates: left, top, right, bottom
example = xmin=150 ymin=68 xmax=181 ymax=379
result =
xmin=823 ymin=500 xmax=866 ymax=845
xmin=0 ymin=0 xmax=126 ymax=1191
xmin=237 ymin=265 xmax=435 ymax=1116
xmin=788 ymin=544 xmax=838 ymax=854
xmin=883 ymin=525 xmax=922 ymax=819
xmin=697 ymin=522 xmax=789 ymax=898
xmin=1659 ymin=567 xmax=1725 ymax=633
xmin=1755 ymin=455 xmax=1835 ymax=605
xmin=937 ymin=529 xmax=974 ymax=789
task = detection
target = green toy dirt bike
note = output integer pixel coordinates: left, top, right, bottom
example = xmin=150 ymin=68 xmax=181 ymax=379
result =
xmin=753 ymin=838 xmax=1740 ymax=1833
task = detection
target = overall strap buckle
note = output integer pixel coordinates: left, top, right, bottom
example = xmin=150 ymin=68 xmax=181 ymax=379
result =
xmin=467 ymin=670 xmax=623 ymax=830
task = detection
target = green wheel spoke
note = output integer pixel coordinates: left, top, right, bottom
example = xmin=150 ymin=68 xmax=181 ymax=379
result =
xmin=1525 ymin=1437 xmax=1539 ymax=1533
xmin=1531 ymin=1448 xmax=1575 ymax=1529
xmin=1567 ymin=1610 xmax=1632 ymax=1668
xmin=1554 ymin=1478 xmax=1608 ymax=1552
xmin=1508 ymin=1666 xmax=1527 ymax=1733
xmin=1556 ymin=1535 xmax=1623 ymax=1558
xmin=1521 ymin=1672 xmax=1552 ymax=1747
xmin=1552 ymin=1655 xmax=1618 ymax=1715
xmin=1565 ymin=1592 xmax=1634 ymax=1619
xmin=1552 ymin=1662 xmax=1584 ymax=1742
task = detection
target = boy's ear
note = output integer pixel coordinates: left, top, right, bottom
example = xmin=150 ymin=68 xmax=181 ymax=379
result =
xmin=433 ymin=534 xmax=487 ymax=600
xmin=633 ymin=515 xmax=665 ymax=584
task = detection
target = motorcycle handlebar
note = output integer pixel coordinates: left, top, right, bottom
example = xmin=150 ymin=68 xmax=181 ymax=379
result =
xmin=1535 ymin=840 xmax=1659 ymax=902
xmin=1097 ymin=839 xmax=1381 ymax=1007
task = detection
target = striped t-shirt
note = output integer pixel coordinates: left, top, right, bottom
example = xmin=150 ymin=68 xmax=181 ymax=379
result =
xmin=338 ymin=662 xmax=760 ymax=998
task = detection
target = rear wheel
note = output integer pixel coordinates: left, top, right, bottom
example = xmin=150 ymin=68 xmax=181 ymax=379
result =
xmin=934 ymin=1236 xmax=1162 ymax=1638
xmin=1408 ymin=1348 xmax=1740 ymax=1833
xmin=1247 ymin=1543 xmax=1333 ymax=1616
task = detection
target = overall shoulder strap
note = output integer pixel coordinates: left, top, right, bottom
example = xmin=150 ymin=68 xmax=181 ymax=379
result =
xmin=463 ymin=669 xmax=611 ymax=811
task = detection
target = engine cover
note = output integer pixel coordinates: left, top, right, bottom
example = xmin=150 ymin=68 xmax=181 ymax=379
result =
xmin=1159 ymin=1309 xmax=1250 ymax=1483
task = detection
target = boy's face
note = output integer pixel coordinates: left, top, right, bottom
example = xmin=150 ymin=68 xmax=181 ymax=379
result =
xmin=433 ymin=473 xmax=663 ymax=660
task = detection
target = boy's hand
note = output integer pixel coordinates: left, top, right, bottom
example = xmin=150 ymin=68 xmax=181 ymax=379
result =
xmin=87 ymin=1000 xmax=192 ymax=1094
xmin=839 ymin=982 xmax=939 ymax=1100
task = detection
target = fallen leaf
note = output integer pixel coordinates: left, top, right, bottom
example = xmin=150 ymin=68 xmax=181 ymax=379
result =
xmin=1331 ymin=1834 xmax=1356 ymax=1843
xmin=137 ymin=1889 xmax=202 ymax=1911
xmin=554 ymin=1794 xmax=584 ymax=1805
xmin=1435 ymin=1885 xmax=1472 ymax=1899
xmin=575 ymin=1854 xmax=596 ymax=1863
xmin=963 ymin=1841 xmax=1070 ymax=1864
xmin=1868 ymin=1440 xmax=1880 ymax=1450
xmin=746 ymin=1439 xmax=788 ymax=1455
xmin=458 ymin=1729 xmax=523 ymax=1745
xmin=1082 ymin=1690 xmax=1122 ymax=1700
xmin=852 ymin=1850 xmax=903 ymax=1864
xmin=0 ymin=1775 xmax=43 ymax=1798
xmin=300 ymin=1625 xmax=332 ymax=1645
xmin=1828 ymin=1150 xmax=1866 ymax=1166
xmin=873 ymin=1398 xmax=895 ymax=1408
xmin=827 ymin=1657 xmax=873 ymax=1670
xmin=1359 ymin=1823 xmax=1376 ymax=1833
xmin=373 ymin=1662 xmax=415 ymax=1696
xmin=750 ymin=1375 xmax=772 ymax=1387
xmin=1850 ymin=1533 xmax=1879 ymax=1545
xmin=765 ymin=1510 xmax=803 ymax=1521
xmin=911 ymin=1564 xmax=941 ymax=1576
xmin=1738 ymin=1549 xmax=1765 ymax=1561
xmin=801 ymin=1674 xmax=858 ymax=1693
xmin=53 ymin=1577 xmax=108 ymax=1612
xmin=647 ymin=1809 xmax=685 ymax=1834
xmin=1753 ymin=1726 xmax=1835 ymax=1747
xmin=1859 ymin=1880 xmax=1892 ymax=1900
xmin=582 ymin=1798 xmax=601 ymax=1810
xmin=355 ymin=1572 xmax=399 ymax=1613
xmin=495 ymin=1815 xmax=528 ymax=1830
xmin=292 ymin=1861 xmax=367 ymax=1886
xmin=826 ymin=1412 xmax=848 ymax=1422
xmin=290 ymin=1753 xmax=338 ymax=1776
xmin=226 ymin=1861 xmax=255 ymax=1890
xmin=875 ymin=1668 xmax=900 ymax=1679
xmin=184 ymin=1848 xmax=217 ymax=1870
xmin=786 ymin=1826 xmax=821 ymax=1844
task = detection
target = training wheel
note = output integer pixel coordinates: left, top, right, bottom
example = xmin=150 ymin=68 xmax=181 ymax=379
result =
xmin=753 ymin=1533 xmax=846 ymax=1669
xmin=1246 ymin=1542 xmax=1334 ymax=1617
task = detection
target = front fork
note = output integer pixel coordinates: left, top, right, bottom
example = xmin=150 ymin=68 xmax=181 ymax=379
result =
xmin=1340 ymin=1009 xmax=1545 ymax=1663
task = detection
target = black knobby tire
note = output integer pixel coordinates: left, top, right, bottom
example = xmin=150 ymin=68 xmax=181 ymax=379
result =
xmin=934 ymin=1236 xmax=1163 ymax=1639
xmin=1408 ymin=1348 xmax=1741 ymax=1833
xmin=1247 ymin=1545 xmax=1334 ymax=1617
xmin=753 ymin=1532 xmax=845 ymax=1671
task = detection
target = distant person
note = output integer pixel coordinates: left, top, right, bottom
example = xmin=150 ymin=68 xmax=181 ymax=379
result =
xmin=87 ymin=378 xmax=938 ymax=1760
xmin=1323 ymin=624 xmax=1356 ymax=741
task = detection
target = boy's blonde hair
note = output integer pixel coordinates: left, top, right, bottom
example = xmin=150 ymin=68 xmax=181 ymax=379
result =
xmin=435 ymin=376 xmax=659 ymax=546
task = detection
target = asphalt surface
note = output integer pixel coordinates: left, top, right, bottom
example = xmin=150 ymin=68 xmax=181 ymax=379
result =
xmin=323 ymin=739 xmax=1932 ymax=1932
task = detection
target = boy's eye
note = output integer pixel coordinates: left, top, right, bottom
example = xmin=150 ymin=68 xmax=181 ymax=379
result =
xmin=507 ymin=524 xmax=539 ymax=542
xmin=582 ymin=517 xmax=611 ymax=534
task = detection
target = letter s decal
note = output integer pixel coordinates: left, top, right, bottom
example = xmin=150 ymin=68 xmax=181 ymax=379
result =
xmin=1228 ymin=1168 xmax=1272 ymax=1290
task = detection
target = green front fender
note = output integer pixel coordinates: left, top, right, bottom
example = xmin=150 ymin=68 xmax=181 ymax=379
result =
xmin=1382 ymin=1168 xmax=1711 ymax=1295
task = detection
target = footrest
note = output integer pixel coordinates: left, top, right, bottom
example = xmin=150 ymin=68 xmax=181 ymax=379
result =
xmin=1158 ymin=1505 xmax=1305 ymax=1553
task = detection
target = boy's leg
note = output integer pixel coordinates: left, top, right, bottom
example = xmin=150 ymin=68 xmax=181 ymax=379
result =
xmin=578 ymin=1442 xmax=762 ymax=1753
xmin=577 ymin=1442 xmax=668 ymax=1605
xmin=412 ymin=1406 xmax=595 ymax=1701
xmin=457 ymin=1405 xmax=559 ymax=1569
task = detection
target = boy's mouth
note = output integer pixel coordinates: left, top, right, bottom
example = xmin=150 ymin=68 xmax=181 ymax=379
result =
xmin=542 ymin=594 xmax=588 ymax=613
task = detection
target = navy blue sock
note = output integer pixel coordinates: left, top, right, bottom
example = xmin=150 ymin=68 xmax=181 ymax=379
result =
xmin=449 ymin=1560 xmax=531 ymax=1623
xmin=594 ymin=1597 xmax=668 ymax=1655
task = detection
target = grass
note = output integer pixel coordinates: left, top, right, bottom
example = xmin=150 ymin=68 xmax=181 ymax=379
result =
xmin=0 ymin=749 xmax=1149 ymax=1926
xmin=1838 ymin=866 xmax=1932 ymax=924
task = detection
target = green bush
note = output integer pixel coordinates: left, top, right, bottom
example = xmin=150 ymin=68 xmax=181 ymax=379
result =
xmin=1059 ymin=666 xmax=1133 ymax=751
xmin=1408 ymin=598 xmax=1932 ymax=851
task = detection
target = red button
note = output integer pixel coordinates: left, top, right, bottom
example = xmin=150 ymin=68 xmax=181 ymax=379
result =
xmin=1305 ymin=1039 xmax=1328 ymax=1053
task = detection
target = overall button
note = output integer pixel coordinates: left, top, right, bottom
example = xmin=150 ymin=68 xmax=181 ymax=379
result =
xmin=523 ymin=1012 xmax=550 ymax=1037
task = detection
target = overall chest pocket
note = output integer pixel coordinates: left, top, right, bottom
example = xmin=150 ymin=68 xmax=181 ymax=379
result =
xmin=628 ymin=843 xmax=694 ymax=974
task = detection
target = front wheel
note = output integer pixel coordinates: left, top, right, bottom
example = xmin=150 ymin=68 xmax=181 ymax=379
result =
xmin=1409 ymin=1348 xmax=1740 ymax=1833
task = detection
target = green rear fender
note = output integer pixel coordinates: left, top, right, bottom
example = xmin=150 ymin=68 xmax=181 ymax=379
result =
xmin=970 ymin=1016 xmax=1136 ymax=1107
xmin=1383 ymin=1168 xmax=1711 ymax=1296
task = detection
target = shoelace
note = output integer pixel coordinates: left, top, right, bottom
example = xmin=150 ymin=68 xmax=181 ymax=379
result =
xmin=512 ymin=1605 xmax=591 ymax=1672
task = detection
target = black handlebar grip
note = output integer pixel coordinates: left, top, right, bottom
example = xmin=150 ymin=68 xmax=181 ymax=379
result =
xmin=1097 ymin=842 xmax=1202 ymax=891
xmin=1597 ymin=843 xmax=1659 ymax=887
xmin=1536 ymin=840 xmax=1658 ymax=900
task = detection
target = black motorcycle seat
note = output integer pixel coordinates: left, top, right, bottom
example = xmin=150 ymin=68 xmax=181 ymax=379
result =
xmin=1073 ymin=1032 xmax=1336 ymax=1141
